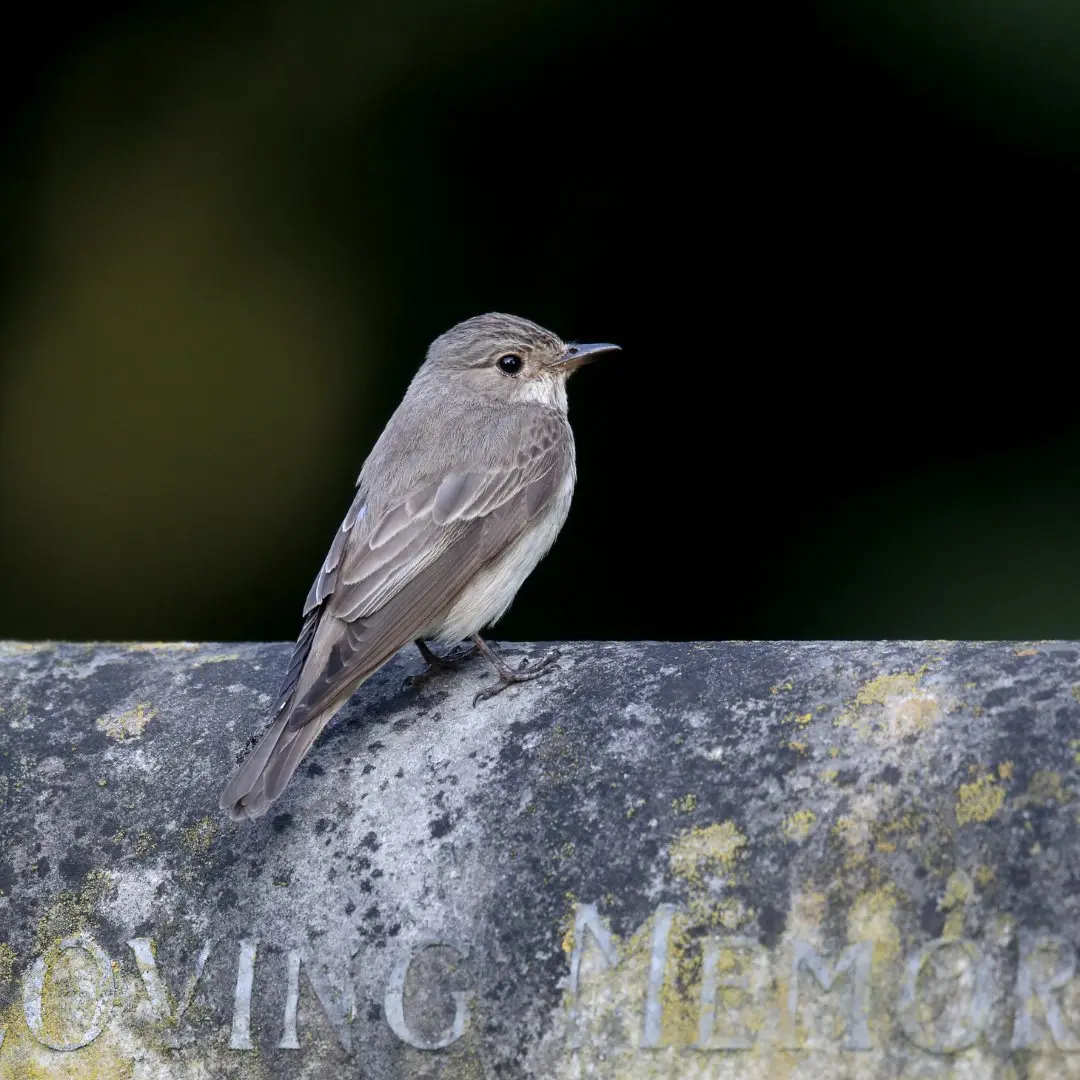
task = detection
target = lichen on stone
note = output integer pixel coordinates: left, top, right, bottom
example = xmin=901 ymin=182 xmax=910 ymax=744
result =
xmin=33 ymin=870 xmax=114 ymax=954
xmin=669 ymin=821 xmax=747 ymax=883
xmin=180 ymin=816 xmax=217 ymax=856
xmin=1015 ymin=769 xmax=1068 ymax=808
xmin=782 ymin=809 xmax=816 ymax=843
xmin=955 ymin=772 xmax=1005 ymax=825
xmin=0 ymin=942 xmax=17 ymax=983
xmin=95 ymin=703 xmax=155 ymax=742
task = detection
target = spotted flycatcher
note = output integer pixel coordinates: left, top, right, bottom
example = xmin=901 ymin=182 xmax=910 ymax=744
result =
xmin=220 ymin=313 xmax=619 ymax=820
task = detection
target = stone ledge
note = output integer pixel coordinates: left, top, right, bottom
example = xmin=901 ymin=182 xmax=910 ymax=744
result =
xmin=0 ymin=640 xmax=1078 ymax=1078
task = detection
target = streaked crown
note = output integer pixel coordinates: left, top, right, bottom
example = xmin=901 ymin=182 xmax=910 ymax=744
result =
xmin=425 ymin=313 xmax=565 ymax=371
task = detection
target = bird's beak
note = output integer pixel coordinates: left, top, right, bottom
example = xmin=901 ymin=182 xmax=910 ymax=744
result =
xmin=547 ymin=341 xmax=622 ymax=371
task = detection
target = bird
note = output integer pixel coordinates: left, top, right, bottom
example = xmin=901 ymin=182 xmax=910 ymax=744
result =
xmin=219 ymin=312 xmax=620 ymax=821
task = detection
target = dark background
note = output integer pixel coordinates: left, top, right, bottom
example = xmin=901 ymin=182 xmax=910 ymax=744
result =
xmin=2 ymin=0 xmax=1080 ymax=644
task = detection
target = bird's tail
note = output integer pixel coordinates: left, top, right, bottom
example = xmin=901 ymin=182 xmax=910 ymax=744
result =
xmin=219 ymin=701 xmax=339 ymax=821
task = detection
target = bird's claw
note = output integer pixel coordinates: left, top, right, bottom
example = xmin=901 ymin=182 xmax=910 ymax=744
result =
xmin=471 ymin=649 xmax=561 ymax=706
xmin=402 ymin=643 xmax=479 ymax=692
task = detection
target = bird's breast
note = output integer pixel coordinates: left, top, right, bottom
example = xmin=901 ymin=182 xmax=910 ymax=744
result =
xmin=428 ymin=469 xmax=575 ymax=644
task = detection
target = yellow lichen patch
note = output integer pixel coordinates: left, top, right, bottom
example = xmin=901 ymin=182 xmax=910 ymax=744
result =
xmin=716 ymin=897 xmax=751 ymax=930
xmin=670 ymin=793 xmax=697 ymax=815
xmin=34 ymin=870 xmax=114 ymax=954
xmin=884 ymin=694 xmax=940 ymax=739
xmin=849 ymin=884 xmax=902 ymax=966
xmin=658 ymin=913 xmax=704 ymax=1049
xmin=819 ymin=768 xmax=838 ymax=783
xmin=833 ymin=668 xmax=940 ymax=743
xmin=832 ymin=816 xmax=866 ymax=869
xmin=854 ymin=672 xmax=922 ymax=707
xmin=178 ymin=817 xmax=218 ymax=886
xmin=875 ymin=811 xmax=922 ymax=852
xmin=938 ymin=870 xmax=973 ymax=939
xmin=845 ymin=886 xmax=903 ymax=1050
xmin=975 ymin=864 xmax=996 ymax=887
xmin=997 ymin=760 xmax=1014 ymax=780
xmin=557 ymin=891 xmax=579 ymax=957
xmin=560 ymin=922 xmax=575 ymax=956
xmin=782 ymin=810 xmax=816 ymax=843
xmin=192 ymin=652 xmax=241 ymax=665
xmin=956 ymin=773 xmax=1005 ymax=825
xmin=1015 ymin=648 xmax=1038 ymax=657
xmin=180 ymin=816 xmax=217 ymax=855
xmin=789 ymin=890 xmax=828 ymax=931
xmin=784 ymin=739 xmax=808 ymax=754
xmin=0 ymin=998 xmax=138 ymax=1080
xmin=769 ymin=679 xmax=794 ymax=695
xmin=784 ymin=712 xmax=813 ymax=727
xmin=1015 ymin=770 xmax=1068 ymax=808
xmin=831 ymin=794 xmax=928 ymax=873
xmin=667 ymin=819 xmax=758 ymax=933
xmin=94 ymin=703 xmax=155 ymax=742
xmin=830 ymin=792 xmax=883 ymax=867
xmin=669 ymin=821 xmax=747 ymax=883
xmin=0 ymin=942 xmax=16 ymax=982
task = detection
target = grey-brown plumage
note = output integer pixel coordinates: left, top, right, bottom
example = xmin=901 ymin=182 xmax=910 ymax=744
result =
xmin=220 ymin=313 xmax=619 ymax=820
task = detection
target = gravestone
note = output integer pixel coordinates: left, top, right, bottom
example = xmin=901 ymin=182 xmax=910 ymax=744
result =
xmin=1 ymin=639 xmax=1079 ymax=1078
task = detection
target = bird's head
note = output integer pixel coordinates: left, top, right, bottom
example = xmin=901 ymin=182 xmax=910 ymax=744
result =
xmin=420 ymin=312 xmax=620 ymax=410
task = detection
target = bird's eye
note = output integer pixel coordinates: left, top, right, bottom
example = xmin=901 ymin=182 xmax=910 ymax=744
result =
xmin=496 ymin=354 xmax=523 ymax=375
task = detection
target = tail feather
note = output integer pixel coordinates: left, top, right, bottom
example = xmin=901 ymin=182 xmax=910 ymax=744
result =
xmin=262 ymin=699 xmax=342 ymax=805
xmin=219 ymin=666 xmax=365 ymax=820
xmin=219 ymin=708 xmax=330 ymax=821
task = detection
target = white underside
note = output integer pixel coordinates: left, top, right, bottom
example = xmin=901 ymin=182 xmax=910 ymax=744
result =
xmin=426 ymin=469 xmax=575 ymax=644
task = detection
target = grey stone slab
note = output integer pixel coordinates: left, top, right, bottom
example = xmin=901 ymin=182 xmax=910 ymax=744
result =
xmin=0 ymin=639 xmax=1079 ymax=1078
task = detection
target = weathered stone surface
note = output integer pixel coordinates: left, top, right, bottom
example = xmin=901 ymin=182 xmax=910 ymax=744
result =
xmin=1 ymin=639 xmax=1080 ymax=1078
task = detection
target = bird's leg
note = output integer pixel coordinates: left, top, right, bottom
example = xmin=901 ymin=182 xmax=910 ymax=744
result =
xmin=402 ymin=638 xmax=479 ymax=690
xmin=416 ymin=639 xmax=461 ymax=670
xmin=470 ymin=634 xmax=561 ymax=706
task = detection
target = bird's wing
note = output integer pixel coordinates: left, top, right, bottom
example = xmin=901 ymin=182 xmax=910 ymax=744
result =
xmin=291 ymin=410 xmax=570 ymax=727
xmin=220 ymin=408 xmax=571 ymax=817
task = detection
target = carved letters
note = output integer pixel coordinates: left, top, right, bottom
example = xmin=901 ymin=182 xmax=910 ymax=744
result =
xmin=383 ymin=940 xmax=471 ymax=1050
xmin=3 ymin=904 xmax=1080 ymax=1059
xmin=21 ymin=935 xmax=116 ymax=1052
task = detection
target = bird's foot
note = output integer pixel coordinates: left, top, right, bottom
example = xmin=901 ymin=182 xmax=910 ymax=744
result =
xmin=401 ymin=639 xmax=479 ymax=691
xmin=471 ymin=641 xmax=561 ymax=706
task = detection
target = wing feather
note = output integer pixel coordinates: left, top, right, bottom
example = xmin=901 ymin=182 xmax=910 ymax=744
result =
xmin=287 ymin=438 xmax=565 ymax=730
xmin=221 ymin=408 xmax=573 ymax=818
